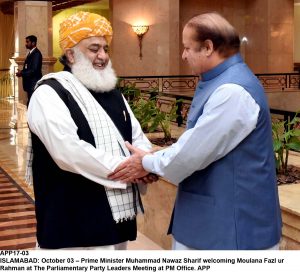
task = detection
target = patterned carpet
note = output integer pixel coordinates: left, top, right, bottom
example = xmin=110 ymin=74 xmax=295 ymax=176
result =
xmin=0 ymin=166 xmax=36 ymax=249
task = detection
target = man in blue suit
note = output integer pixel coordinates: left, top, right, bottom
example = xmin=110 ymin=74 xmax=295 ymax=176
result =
xmin=109 ymin=12 xmax=282 ymax=250
xmin=16 ymin=35 xmax=43 ymax=105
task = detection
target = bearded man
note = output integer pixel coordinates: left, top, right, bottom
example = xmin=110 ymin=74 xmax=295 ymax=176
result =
xmin=26 ymin=11 xmax=155 ymax=250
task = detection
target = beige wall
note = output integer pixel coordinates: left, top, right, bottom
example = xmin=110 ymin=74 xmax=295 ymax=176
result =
xmin=295 ymin=4 xmax=300 ymax=62
xmin=179 ymin=0 xmax=294 ymax=74
xmin=244 ymin=0 xmax=268 ymax=73
xmin=245 ymin=0 xmax=294 ymax=73
xmin=267 ymin=0 xmax=294 ymax=73
xmin=110 ymin=0 xmax=180 ymax=76
xmin=110 ymin=0 xmax=294 ymax=76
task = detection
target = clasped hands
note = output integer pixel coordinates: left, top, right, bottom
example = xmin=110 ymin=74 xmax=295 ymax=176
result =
xmin=108 ymin=142 xmax=158 ymax=184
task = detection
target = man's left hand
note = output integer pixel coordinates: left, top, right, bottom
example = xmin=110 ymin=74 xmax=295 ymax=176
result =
xmin=16 ymin=70 xmax=22 ymax=77
xmin=134 ymin=173 xmax=159 ymax=184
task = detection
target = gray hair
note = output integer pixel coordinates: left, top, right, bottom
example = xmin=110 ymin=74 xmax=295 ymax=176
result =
xmin=186 ymin=12 xmax=240 ymax=57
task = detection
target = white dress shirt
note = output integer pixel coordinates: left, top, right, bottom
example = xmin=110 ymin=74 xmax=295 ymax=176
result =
xmin=142 ymin=83 xmax=260 ymax=185
xmin=27 ymin=85 xmax=151 ymax=187
xmin=29 ymin=47 xmax=36 ymax=55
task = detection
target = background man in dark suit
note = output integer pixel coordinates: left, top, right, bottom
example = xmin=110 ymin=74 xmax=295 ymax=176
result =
xmin=16 ymin=35 xmax=43 ymax=105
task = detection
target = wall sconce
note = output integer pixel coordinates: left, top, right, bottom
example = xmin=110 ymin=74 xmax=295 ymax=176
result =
xmin=132 ymin=25 xmax=149 ymax=60
xmin=241 ymin=36 xmax=248 ymax=43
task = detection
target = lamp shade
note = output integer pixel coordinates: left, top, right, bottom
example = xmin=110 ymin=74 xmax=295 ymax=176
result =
xmin=132 ymin=25 xmax=149 ymax=36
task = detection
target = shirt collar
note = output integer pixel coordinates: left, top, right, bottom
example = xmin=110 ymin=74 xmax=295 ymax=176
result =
xmin=201 ymin=53 xmax=243 ymax=82
xmin=29 ymin=47 xmax=36 ymax=54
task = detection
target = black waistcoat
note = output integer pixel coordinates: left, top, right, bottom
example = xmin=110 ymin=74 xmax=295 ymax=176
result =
xmin=31 ymin=80 xmax=136 ymax=249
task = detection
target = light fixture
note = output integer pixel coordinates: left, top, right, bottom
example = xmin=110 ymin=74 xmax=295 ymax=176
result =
xmin=132 ymin=25 xmax=149 ymax=59
xmin=241 ymin=36 xmax=248 ymax=43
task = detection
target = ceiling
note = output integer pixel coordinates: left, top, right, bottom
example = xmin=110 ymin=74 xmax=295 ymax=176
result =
xmin=0 ymin=0 xmax=101 ymax=15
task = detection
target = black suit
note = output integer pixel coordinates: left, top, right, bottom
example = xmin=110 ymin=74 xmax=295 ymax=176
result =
xmin=21 ymin=47 xmax=43 ymax=103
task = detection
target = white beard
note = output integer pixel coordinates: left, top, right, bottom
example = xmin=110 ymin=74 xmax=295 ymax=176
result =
xmin=71 ymin=47 xmax=117 ymax=93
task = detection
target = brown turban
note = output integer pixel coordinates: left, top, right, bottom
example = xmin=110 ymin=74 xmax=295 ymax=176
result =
xmin=59 ymin=11 xmax=113 ymax=51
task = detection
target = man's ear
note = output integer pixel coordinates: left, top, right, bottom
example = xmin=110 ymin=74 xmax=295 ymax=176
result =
xmin=203 ymin=40 xmax=214 ymax=57
xmin=65 ymin=48 xmax=75 ymax=64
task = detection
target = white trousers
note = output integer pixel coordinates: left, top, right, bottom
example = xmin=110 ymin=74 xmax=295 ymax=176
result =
xmin=172 ymin=238 xmax=280 ymax=250
xmin=36 ymin=241 xmax=128 ymax=250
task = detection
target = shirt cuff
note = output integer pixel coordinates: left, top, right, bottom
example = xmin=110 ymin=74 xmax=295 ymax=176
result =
xmin=142 ymin=154 xmax=156 ymax=173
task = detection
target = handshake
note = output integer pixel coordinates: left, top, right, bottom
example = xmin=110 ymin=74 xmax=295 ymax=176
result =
xmin=108 ymin=142 xmax=158 ymax=184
